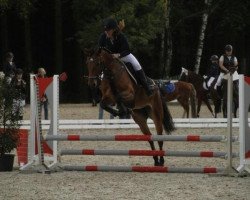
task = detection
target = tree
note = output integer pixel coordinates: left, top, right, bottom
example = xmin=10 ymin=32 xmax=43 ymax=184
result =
xmin=194 ymin=0 xmax=212 ymax=74
xmin=161 ymin=0 xmax=172 ymax=78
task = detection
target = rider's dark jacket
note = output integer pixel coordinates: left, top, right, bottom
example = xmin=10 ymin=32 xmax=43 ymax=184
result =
xmin=98 ymin=32 xmax=130 ymax=58
xmin=207 ymin=63 xmax=219 ymax=78
xmin=222 ymin=54 xmax=235 ymax=72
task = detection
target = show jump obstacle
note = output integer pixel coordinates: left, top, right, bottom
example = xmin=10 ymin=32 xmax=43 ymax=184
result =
xmin=20 ymin=75 xmax=250 ymax=174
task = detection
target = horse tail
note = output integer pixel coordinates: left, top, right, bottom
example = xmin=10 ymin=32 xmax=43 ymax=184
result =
xmin=190 ymin=84 xmax=197 ymax=118
xmin=161 ymin=98 xmax=175 ymax=134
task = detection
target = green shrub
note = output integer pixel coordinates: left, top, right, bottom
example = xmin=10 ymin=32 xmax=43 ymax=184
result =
xmin=0 ymin=78 xmax=22 ymax=156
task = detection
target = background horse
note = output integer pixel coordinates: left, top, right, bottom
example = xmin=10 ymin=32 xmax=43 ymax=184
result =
xmin=85 ymin=48 xmax=175 ymax=166
xmin=157 ymin=80 xmax=197 ymax=118
xmin=179 ymin=68 xmax=221 ymax=118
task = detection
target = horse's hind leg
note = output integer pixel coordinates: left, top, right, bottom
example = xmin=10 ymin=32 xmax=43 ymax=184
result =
xmin=203 ymin=95 xmax=214 ymax=117
xmin=178 ymin=98 xmax=189 ymax=118
xmin=151 ymin=103 xmax=165 ymax=166
xmin=132 ymin=109 xmax=160 ymax=166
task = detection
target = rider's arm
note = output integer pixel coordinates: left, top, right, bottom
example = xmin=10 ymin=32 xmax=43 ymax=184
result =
xmin=98 ymin=33 xmax=106 ymax=47
xmin=219 ymin=56 xmax=229 ymax=73
xmin=234 ymin=57 xmax=238 ymax=67
xmin=118 ymin=34 xmax=130 ymax=58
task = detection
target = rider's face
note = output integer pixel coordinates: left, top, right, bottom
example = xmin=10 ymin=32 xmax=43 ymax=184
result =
xmin=105 ymin=29 xmax=114 ymax=38
xmin=225 ymin=50 xmax=232 ymax=56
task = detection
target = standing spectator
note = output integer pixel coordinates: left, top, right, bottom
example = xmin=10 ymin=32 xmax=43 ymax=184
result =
xmin=10 ymin=68 xmax=26 ymax=120
xmin=37 ymin=68 xmax=49 ymax=120
xmin=3 ymin=52 xmax=17 ymax=84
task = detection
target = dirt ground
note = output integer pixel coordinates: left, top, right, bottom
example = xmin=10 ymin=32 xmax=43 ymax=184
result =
xmin=0 ymin=103 xmax=249 ymax=200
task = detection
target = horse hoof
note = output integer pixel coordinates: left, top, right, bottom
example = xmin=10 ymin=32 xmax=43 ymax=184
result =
xmin=154 ymin=161 xmax=161 ymax=166
xmin=159 ymin=157 xmax=164 ymax=166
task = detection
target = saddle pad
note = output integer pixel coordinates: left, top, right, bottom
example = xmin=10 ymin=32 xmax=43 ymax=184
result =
xmin=164 ymin=82 xmax=175 ymax=94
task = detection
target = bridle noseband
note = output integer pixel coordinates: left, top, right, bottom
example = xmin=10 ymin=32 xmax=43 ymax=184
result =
xmin=86 ymin=56 xmax=103 ymax=81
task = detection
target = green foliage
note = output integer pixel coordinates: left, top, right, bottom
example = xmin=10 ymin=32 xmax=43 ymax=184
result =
xmin=0 ymin=0 xmax=10 ymax=13
xmin=0 ymin=78 xmax=22 ymax=155
xmin=0 ymin=0 xmax=36 ymax=18
xmin=73 ymin=0 xmax=165 ymax=52
xmin=209 ymin=0 xmax=250 ymax=34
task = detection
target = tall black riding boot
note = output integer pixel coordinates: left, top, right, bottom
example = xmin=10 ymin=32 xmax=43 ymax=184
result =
xmin=217 ymin=86 xmax=222 ymax=99
xmin=136 ymin=69 xmax=154 ymax=96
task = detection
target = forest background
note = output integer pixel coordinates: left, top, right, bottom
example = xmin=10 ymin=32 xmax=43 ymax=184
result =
xmin=0 ymin=0 xmax=250 ymax=102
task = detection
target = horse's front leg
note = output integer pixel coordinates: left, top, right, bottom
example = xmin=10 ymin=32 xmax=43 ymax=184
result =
xmin=132 ymin=109 xmax=160 ymax=166
xmin=99 ymin=80 xmax=120 ymax=116
xmin=100 ymin=98 xmax=119 ymax=117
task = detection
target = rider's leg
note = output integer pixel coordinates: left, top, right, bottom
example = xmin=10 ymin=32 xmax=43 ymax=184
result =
xmin=136 ymin=69 xmax=154 ymax=96
xmin=214 ymin=72 xmax=223 ymax=89
xmin=214 ymin=73 xmax=224 ymax=98
xmin=120 ymin=53 xmax=153 ymax=96
xmin=207 ymin=77 xmax=215 ymax=89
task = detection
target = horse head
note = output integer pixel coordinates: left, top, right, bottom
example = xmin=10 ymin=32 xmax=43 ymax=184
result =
xmin=179 ymin=67 xmax=189 ymax=81
xmin=84 ymin=48 xmax=102 ymax=88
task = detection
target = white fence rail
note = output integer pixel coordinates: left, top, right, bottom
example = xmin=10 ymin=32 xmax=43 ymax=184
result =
xmin=19 ymin=118 xmax=250 ymax=129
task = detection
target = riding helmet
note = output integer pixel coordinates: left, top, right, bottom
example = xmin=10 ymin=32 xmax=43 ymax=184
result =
xmin=103 ymin=18 xmax=118 ymax=31
xmin=210 ymin=55 xmax=219 ymax=61
xmin=225 ymin=44 xmax=233 ymax=52
xmin=5 ymin=52 xmax=14 ymax=59
xmin=15 ymin=68 xmax=23 ymax=75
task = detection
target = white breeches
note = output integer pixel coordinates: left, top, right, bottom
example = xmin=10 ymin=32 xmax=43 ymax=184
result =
xmin=207 ymin=77 xmax=215 ymax=88
xmin=120 ymin=53 xmax=142 ymax=71
xmin=214 ymin=72 xmax=224 ymax=89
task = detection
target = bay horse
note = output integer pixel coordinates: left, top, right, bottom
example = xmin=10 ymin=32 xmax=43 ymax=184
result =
xmin=156 ymin=80 xmax=197 ymax=118
xmin=85 ymin=48 xmax=175 ymax=166
xmin=179 ymin=68 xmax=221 ymax=118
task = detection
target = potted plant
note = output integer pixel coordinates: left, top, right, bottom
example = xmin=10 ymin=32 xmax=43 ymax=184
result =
xmin=0 ymin=77 xmax=22 ymax=171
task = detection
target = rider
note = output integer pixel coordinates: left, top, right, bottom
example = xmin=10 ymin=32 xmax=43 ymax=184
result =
xmin=98 ymin=18 xmax=153 ymax=96
xmin=214 ymin=44 xmax=238 ymax=90
xmin=205 ymin=55 xmax=219 ymax=90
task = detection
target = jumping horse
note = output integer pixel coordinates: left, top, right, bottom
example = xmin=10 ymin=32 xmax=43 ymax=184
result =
xmin=179 ymin=68 xmax=221 ymax=118
xmin=156 ymin=80 xmax=197 ymax=118
xmin=85 ymin=48 xmax=175 ymax=166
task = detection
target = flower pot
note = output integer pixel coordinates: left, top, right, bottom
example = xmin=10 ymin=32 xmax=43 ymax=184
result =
xmin=0 ymin=154 xmax=15 ymax=171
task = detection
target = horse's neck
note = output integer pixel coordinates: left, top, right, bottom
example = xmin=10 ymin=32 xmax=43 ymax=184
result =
xmin=189 ymin=72 xmax=203 ymax=83
xmin=105 ymin=60 xmax=135 ymax=88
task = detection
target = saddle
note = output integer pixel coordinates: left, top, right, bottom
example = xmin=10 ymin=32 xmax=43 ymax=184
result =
xmin=155 ymin=80 xmax=175 ymax=94
xmin=203 ymin=76 xmax=217 ymax=90
xmin=123 ymin=62 xmax=155 ymax=87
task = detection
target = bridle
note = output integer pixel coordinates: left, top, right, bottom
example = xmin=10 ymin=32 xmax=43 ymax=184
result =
xmin=85 ymin=56 xmax=103 ymax=81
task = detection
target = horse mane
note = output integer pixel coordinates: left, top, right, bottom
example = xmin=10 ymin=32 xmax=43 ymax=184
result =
xmin=99 ymin=47 xmax=112 ymax=54
xmin=187 ymin=70 xmax=204 ymax=83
